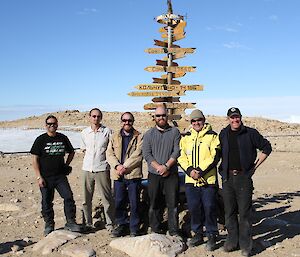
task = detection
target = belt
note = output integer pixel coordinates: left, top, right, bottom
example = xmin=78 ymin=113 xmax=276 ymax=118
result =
xmin=229 ymin=169 xmax=242 ymax=176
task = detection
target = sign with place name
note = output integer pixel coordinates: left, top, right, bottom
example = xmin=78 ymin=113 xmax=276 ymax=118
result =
xmin=128 ymin=91 xmax=181 ymax=97
xmin=158 ymin=20 xmax=186 ymax=34
xmin=145 ymin=47 xmax=195 ymax=54
xmin=145 ymin=66 xmax=196 ymax=72
xmin=156 ymin=60 xmax=178 ymax=67
xmin=152 ymin=78 xmax=181 ymax=85
xmin=161 ymin=71 xmax=186 ymax=79
xmin=152 ymin=97 xmax=181 ymax=102
xmin=135 ymin=84 xmax=204 ymax=91
xmin=144 ymin=102 xmax=196 ymax=110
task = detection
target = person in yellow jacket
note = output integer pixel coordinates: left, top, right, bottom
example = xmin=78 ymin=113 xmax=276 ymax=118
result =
xmin=178 ymin=109 xmax=220 ymax=250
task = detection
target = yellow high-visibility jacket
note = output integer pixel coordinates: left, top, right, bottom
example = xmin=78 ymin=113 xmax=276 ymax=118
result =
xmin=178 ymin=123 xmax=220 ymax=186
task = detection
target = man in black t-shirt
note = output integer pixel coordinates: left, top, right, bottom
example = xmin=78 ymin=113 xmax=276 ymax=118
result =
xmin=219 ymin=107 xmax=272 ymax=257
xmin=30 ymin=115 xmax=81 ymax=236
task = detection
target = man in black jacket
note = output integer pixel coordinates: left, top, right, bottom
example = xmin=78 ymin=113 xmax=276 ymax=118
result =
xmin=219 ymin=107 xmax=272 ymax=257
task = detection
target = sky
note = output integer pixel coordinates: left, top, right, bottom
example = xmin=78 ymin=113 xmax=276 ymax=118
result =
xmin=0 ymin=0 xmax=300 ymax=123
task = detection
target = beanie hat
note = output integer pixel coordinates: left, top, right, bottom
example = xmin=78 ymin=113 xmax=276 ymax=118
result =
xmin=190 ymin=109 xmax=205 ymax=120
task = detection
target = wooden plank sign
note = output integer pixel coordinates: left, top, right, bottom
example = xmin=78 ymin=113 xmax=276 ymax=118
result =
xmin=145 ymin=47 xmax=195 ymax=54
xmin=152 ymin=97 xmax=182 ymax=102
xmin=161 ymin=71 xmax=186 ymax=79
xmin=156 ymin=60 xmax=178 ymax=67
xmin=144 ymin=102 xmax=196 ymax=110
xmin=145 ymin=66 xmax=196 ymax=73
xmin=152 ymin=78 xmax=181 ymax=85
xmin=128 ymin=91 xmax=180 ymax=97
xmin=135 ymin=84 xmax=204 ymax=91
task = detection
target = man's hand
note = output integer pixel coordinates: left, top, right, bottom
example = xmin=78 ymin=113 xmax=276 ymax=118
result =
xmin=116 ymin=165 xmax=127 ymax=176
xmin=157 ymin=164 xmax=170 ymax=177
xmin=37 ymin=177 xmax=46 ymax=188
xmin=190 ymin=169 xmax=200 ymax=180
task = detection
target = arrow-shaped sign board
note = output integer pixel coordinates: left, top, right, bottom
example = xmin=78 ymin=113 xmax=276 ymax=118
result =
xmin=144 ymin=102 xmax=196 ymax=110
xmin=153 ymin=78 xmax=181 ymax=85
xmin=145 ymin=66 xmax=196 ymax=73
xmin=135 ymin=84 xmax=204 ymax=91
xmin=161 ymin=71 xmax=186 ymax=79
xmin=128 ymin=91 xmax=182 ymax=97
xmin=145 ymin=47 xmax=195 ymax=54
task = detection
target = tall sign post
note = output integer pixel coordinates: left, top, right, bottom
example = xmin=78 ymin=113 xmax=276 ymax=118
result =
xmin=128 ymin=0 xmax=204 ymax=125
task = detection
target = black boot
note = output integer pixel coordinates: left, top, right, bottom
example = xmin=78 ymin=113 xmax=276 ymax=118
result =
xmin=111 ymin=224 xmax=129 ymax=237
xmin=206 ymin=234 xmax=217 ymax=251
xmin=188 ymin=233 xmax=204 ymax=247
xmin=44 ymin=222 xmax=55 ymax=236
xmin=65 ymin=220 xmax=82 ymax=233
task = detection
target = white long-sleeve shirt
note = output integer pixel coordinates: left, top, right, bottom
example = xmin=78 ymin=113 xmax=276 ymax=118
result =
xmin=81 ymin=125 xmax=112 ymax=172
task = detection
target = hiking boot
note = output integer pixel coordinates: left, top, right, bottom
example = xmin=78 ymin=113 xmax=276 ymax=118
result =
xmin=111 ymin=224 xmax=129 ymax=237
xmin=64 ymin=221 xmax=82 ymax=233
xmin=205 ymin=234 xmax=217 ymax=251
xmin=223 ymin=241 xmax=238 ymax=252
xmin=44 ymin=222 xmax=54 ymax=236
xmin=241 ymin=249 xmax=251 ymax=257
xmin=187 ymin=233 xmax=204 ymax=247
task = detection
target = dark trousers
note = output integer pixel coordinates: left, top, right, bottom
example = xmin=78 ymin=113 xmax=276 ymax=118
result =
xmin=222 ymin=173 xmax=253 ymax=251
xmin=148 ymin=172 xmax=179 ymax=234
xmin=40 ymin=175 xmax=76 ymax=224
xmin=114 ymin=178 xmax=141 ymax=233
xmin=185 ymin=184 xmax=218 ymax=236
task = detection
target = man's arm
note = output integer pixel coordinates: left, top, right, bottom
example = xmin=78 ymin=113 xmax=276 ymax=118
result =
xmin=65 ymin=151 xmax=75 ymax=166
xmin=32 ymin=155 xmax=45 ymax=188
xmin=254 ymin=152 xmax=268 ymax=171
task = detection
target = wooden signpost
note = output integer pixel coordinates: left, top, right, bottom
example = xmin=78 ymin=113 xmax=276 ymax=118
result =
xmin=128 ymin=0 xmax=204 ymax=125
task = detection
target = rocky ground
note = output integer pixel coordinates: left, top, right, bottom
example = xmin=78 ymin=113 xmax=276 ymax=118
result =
xmin=0 ymin=110 xmax=300 ymax=256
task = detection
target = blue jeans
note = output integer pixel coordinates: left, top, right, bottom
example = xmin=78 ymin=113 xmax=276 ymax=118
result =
xmin=40 ymin=175 xmax=76 ymax=224
xmin=185 ymin=184 xmax=218 ymax=235
xmin=114 ymin=178 xmax=141 ymax=233
xmin=222 ymin=173 xmax=253 ymax=251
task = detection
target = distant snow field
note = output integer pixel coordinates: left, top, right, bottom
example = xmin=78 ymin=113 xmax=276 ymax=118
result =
xmin=0 ymin=128 xmax=80 ymax=153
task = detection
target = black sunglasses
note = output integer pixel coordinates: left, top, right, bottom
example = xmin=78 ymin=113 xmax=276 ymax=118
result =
xmin=46 ymin=122 xmax=57 ymax=126
xmin=155 ymin=114 xmax=167 ymax=118
xmin=91 ymin=115 xmax=101 ymax=118
xmin=191 ymin=118 xmax=204 ymax=123
xmin=122 ymin=119 xmax=133 ymax=123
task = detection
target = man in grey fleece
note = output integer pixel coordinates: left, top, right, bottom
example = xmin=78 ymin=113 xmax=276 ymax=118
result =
xmin=142 ymin=106 xmax=181 ymax=236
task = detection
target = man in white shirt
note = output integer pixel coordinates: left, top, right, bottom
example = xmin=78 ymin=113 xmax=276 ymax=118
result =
xmin=81 ymin=108 xmax=114 ymax=231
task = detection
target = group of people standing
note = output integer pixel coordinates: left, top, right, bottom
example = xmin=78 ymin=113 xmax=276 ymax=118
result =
xmin=30 ymin=106 xmax=271 ymax=257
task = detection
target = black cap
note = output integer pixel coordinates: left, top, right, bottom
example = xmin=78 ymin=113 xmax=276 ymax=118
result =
xmin=227 ymin=107 xmax=242 ymax=117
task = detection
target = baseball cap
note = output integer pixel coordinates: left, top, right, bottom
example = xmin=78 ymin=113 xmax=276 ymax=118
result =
xmin=227 ymin=107 xmax=242 ymax=117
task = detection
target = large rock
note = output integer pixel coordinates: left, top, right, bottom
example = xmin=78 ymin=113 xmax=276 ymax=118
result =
xmin=61 ymin=245 xmax=96 ymax=257
xmin=109 ymin=233 xmax=185 ymax=257
xmin=32 ymin=230 xmax=81 ymax=255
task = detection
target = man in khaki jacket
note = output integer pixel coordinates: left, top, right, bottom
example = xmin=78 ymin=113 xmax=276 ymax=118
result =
xmin=107 ymin=112 xmax=143 ymax=237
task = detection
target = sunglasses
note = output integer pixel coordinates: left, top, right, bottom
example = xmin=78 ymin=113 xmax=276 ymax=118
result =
xmin=191 ymin=118 xmax=204 ymax=123
xmin=122 ymin=119 xmax=133 ymax=123
xmin=91 ymin=115 xmax=101 ymax=118
xmin=46 ymin=122 xmax=57 ymax=126
xmin=155 ymin=114 xmax=167 ymax=118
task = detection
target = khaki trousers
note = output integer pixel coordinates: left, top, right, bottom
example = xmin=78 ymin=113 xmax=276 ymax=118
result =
xmin=82 ymin=170 xmax=114 ymax=226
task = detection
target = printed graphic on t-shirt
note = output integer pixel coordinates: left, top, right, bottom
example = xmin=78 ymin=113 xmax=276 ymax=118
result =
xmin=45 ymin=142 xmax=65 ymax=155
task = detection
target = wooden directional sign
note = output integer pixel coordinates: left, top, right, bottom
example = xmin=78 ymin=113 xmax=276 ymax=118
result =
xmin=144 ymin=102 xmax=196 ymax=110
xmin=128 ymin=91 xmax=180 ymax=97
xmin=154 ymin=40 xmax=180 ymax=48
xmin=161 ymin=32 xmax=185 ymax=39
xmin=135 ymin=84 xmax=204 ymax=91
xmin=156 ymin=60 xmax=178 ymax=67
xmin=145 ymin=66 xmax=196 ymax=73
xmin=161 ymin=71 xmax=186 ymax=79
xmin=158 ymin=20 xmax=186 ymax=34
xmin=163 ymin=52 xmax=186 ymax=60
xmin=153 ymin=78 xmax=180 ymax=85
xmin=152 ymin=97 xmax=181 ymax=102
xmin=145 ymin=47 xmax=195 ymax=54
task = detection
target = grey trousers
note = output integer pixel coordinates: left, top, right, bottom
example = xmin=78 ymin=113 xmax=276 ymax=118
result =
xmin=82 ymin=170 xmax=114 ymax=226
